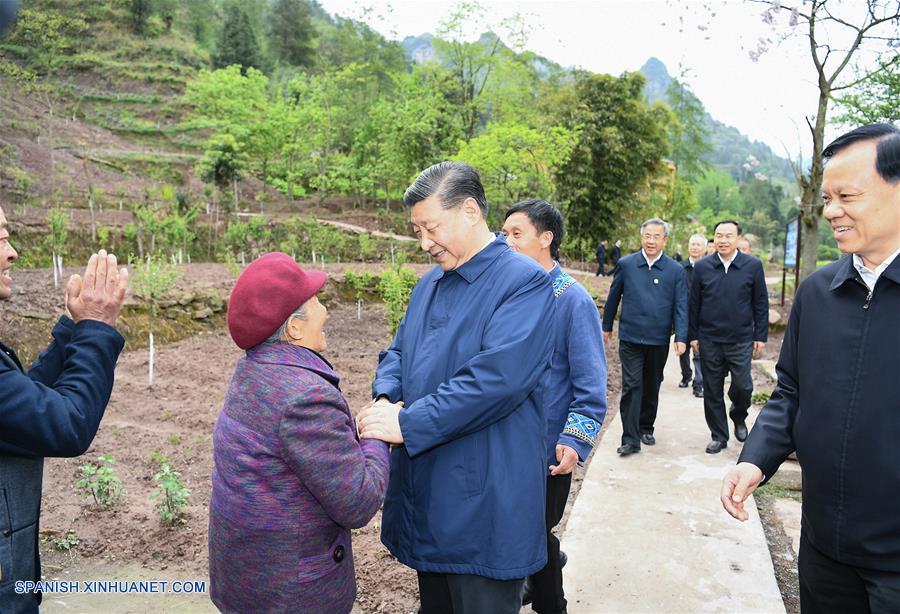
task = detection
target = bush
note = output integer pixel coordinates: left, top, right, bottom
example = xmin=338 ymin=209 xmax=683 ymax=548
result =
xmin=377 ymin=265 xmax=418 ymax=334
xmin=150 ymin=463 xmax=190 ymax=525
xmin=74 ymin=455 xmax=124 ymax=508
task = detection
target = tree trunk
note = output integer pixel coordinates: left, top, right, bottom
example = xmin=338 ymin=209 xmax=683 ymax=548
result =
xmin=88 ymin=191 xmax=97 ymax=242
xmin=799 ymin=88 xmax=829 ymax=282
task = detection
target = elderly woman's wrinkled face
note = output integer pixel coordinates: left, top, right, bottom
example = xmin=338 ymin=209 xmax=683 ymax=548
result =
xmin=288 ymin=296 xmax=328 ymax=352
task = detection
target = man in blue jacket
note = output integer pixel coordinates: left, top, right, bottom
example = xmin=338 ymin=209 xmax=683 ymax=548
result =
xmin=602 ymin=219 xmax=688 ymax=455
xmin=0 ymin=205 xmax=128 ymax=613
xmin=689 ymin=220 xmax=768 ymax=453
xmin=722 ymin=123 xmax=900 ymax=611
xmin=503 ymin=199 xmax=607 ymax=614
xmin=358 ymin=162 xmax=555 ymax=613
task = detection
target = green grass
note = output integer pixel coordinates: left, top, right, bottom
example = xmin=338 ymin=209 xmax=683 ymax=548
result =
xmin=756 ymin=482 xmax=802 ymax=503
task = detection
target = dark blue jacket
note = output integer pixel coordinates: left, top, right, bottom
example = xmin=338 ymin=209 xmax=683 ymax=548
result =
xmin=544 ymin=265 xmax=607 ymax=467
xmin=740 ymin=255 xmax=900 ymax=572
xmin=373 ymin=235 xmax=555 ymax=580
xmin=0 ymin=317 xmax=124 ymax=613
xmin=601 ymin=251 xmax=688 ymax=345
xmin=688 ymin=252 xmax=768 ymax=343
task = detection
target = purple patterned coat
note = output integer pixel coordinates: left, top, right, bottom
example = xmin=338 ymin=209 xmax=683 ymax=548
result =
xmin=209 ymin=343 xmax=390 ymax=613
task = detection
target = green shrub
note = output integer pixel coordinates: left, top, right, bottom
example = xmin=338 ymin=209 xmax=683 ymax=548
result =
xmin=150 ymin=463 xmax=190 ymax=525
xmin=377 ymin=265 xmax=418 ymax=334
xmin=53 ymin=530 xmax=79 ymax=552
xmin=74 ymin=455 xmax=124 ymax=508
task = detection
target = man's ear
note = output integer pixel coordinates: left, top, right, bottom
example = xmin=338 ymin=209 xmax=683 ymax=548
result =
xmin=541 ymin=231 xmax=554 ymax=250
xmin=461 ymin=197 xmax=482 ymax=224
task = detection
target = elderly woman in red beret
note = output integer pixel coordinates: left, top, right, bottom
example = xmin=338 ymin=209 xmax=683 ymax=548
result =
xmin=209 ymin=253 xmax=390 ymax=614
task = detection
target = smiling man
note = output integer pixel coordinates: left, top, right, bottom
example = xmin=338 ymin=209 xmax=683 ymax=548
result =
xmin=502 ymin=200 xmax=607 ymax=614
xmin=1 ymin=205 xmax=128 ymax=613
xmin=357 ymin=162 xmax=555 ymax=613
xmin=689 ymin=219 xmax=768 ymax=453
xmin=721 ymin=123 xmax=900 ymax=612
xmin=602 ymin=218 xmax=687 ymax=455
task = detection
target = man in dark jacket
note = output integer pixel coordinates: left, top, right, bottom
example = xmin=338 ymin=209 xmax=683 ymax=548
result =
xmin=610 ymin=240 xmax=622 ymax=270
xmin=721 ymin=123 xmax=900 ymax=611
xmin=595 ymin=239 xmax=607 ymax=276
xmin=602 ymin=218 xmax=687 ymax=455
xmin=358 ymin=162 xmax=554 ymax=613
xmin=678 ymin=234 xmax=707 ymax=396
xmin=689 ymin=220 xmax=768 ymax=453
xmin=0 ymin=205 xmax=128 ymax=613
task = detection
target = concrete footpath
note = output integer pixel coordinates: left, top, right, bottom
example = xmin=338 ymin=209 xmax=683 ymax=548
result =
xmin=561 ymin=347 xmax=785 ymax=613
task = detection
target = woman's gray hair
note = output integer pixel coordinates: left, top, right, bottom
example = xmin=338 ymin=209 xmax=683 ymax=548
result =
xmin=640 ymin=217 xmax=670 ymax=237
xmin=265 ymin=305 xmax=308 ymax=344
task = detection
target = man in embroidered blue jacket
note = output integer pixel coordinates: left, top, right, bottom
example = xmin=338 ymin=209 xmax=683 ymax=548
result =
xmin=602 ymin=218 xmax=688 ymax=455
xmin=358 ymin=163 xmax=555 ymax=613
xmin=0 ymin=205 xmax=128 ymax=614
xmin=502 ymin=200 xmax=607 ymax=614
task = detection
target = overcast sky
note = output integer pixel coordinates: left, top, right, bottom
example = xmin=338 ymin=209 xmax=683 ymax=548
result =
xmin=318 ymin=0 xmax=890 ymax=160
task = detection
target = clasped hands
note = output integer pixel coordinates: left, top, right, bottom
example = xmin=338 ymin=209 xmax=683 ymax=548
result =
xmin=357 ymin=397 xmax=405 ymax=444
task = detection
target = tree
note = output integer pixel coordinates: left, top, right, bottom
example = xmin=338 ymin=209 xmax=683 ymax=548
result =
xmin=266 ymin=0 xmax=315 ymax=67
xmin=433 ymin=2 xmax=517 ymax=141
xmin=753 ymin=1 xmax=900 ymax=281
xmin=213 ymin=3 xmax=264 ymax=74
xmin=130 ymin=255 xmax=181 ymax=387
xmin=835 ymin=58 xmax=900 ymax=124
xmin=156 ymin=0 xmax=177 ymax=33
xmin=197 ymin=133 xmax=248 ymax=228
xmin=554 ymin=72 xmax=672 ymax=256
xmin=666 ymin=77 xmax=712 ymax=184
xmin=4 ymin=9 xmax=85 ymax=195
xmin=129 ymin=0 xmax=153 ymax=35
xmin=455 ymin=121 xmax=578 ymax=220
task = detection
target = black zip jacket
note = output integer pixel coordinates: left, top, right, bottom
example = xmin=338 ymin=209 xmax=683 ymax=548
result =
xmin=740 ymin=254 xmax=900 ymax=571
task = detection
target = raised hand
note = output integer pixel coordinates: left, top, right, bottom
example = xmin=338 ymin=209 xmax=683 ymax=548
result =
xmin=66 ymin=250 xmax=129 ymax=326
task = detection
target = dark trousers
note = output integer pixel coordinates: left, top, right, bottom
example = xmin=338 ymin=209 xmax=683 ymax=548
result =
xmin=699 ymin=341 xmax=753 ymax=442
xmin=595 ymin=260 xmax=605 ymax=276
xmin=691 ymin=348 xmax=703 ymax=393
xmin=679 ymin=351 xmax=692 ymax=383
xmin=417 ymin=572 xmax=525 ymax=614
xmin=799 ymin=533 xmax=900 ymax=613
xmin=529 ymin=473 xmax=573 ymax=614
xmin=618 ymin=340 xmax=669 ymax=447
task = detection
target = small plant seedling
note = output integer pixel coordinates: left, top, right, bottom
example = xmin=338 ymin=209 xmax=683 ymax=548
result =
xmin=53 ymin=530 xmax=79 ymax=552
xmin=148 ymin=449 xmax=169 ymax=466
xmin=150 ymin=464 xmax=190 ymax=525
xmin=74 ymin=455 xmax=123 ymax=508
xmin=168 ymin=433 xmax=182 ymax=445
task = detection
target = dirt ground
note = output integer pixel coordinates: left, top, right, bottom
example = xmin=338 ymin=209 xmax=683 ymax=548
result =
xmin=5 ymin=260 xmax=798 ymax=613
xmin=0 ymin=262 xmax=611 ymax=613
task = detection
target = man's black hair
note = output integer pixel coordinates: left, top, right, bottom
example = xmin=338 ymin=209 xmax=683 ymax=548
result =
xmin=714 ymin=220 xmax=742 ymax=236
xmin=505 ymin=199 xmax=564 ymax=261
xmin=403 ymin=161 xmax=488 ymax=217
xmin=823 ymin=123 xmax=900 ymax=184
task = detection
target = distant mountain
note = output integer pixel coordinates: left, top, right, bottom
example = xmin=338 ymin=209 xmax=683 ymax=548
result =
xmin=401 ymin=33 xmax=437 ymax=64
xmin=639 ymin=57 xmax=796 ymax=186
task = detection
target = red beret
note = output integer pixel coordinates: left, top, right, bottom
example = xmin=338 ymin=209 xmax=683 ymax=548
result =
xmin=227 ymin=252 xmax=327 ymax=350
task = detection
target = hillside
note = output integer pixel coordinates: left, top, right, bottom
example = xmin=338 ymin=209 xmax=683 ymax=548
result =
xmin=399 ymin=33 xmax=797 ymax=188
xmin=639 ymin=57 xmax=796 ymax=187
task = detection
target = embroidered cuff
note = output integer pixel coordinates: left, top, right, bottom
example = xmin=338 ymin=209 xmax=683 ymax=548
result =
xmin=562 ymin=412 xmax=599 ymax=447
